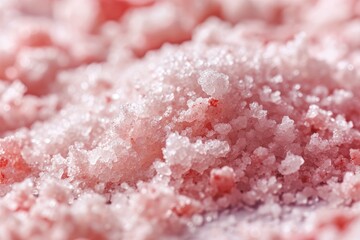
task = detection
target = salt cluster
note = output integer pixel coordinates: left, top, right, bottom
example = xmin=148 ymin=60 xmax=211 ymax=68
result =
xmin=0 ymin=0 xmax=360 ymax=239
xmin=278 ymin=152 xmax=304 ymax=176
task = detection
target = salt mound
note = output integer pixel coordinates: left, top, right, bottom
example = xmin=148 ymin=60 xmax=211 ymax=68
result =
xmin=0 ymin=0 xmax=360 ymax=239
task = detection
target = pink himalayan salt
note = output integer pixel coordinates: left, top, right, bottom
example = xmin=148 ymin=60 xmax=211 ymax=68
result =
xmin=278 ymin=152 xmax=305 ymax=176
xmin=0 ymin=0 xmax=360 ymax=239
xmin=210 ymin=166 xmax=236 ymax=194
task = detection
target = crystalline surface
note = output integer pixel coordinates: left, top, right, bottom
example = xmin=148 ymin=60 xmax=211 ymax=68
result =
xmin=0 ymin=0 xmax=360 ymax=239
xmin=278 ymin=152 xmax=305 ymax=176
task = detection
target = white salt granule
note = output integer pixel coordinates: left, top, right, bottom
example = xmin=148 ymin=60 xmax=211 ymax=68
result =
xmin=278 ymin=152 xmax=305 ymax=175
xmin=275 ymin=116 xmax=296 ymax=144
xmin=163 ymin=132 xmax=230 ymax=176
xmin=197 ymin=69 xmax=229 ymax=98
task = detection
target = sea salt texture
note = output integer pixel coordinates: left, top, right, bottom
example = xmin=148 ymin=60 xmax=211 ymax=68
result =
xmin=0 ymin=0 xmax=360 ymax=239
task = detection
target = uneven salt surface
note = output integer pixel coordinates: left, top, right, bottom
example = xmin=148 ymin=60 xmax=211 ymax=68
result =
xmin=1 ymin=0 xmax=360 ymax=239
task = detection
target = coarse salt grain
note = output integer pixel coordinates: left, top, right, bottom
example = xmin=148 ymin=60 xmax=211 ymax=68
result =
xmin=278 ymin=152 xmax=305 ymax=176
xmin=198 ymin=69 xmax=230 ymax=98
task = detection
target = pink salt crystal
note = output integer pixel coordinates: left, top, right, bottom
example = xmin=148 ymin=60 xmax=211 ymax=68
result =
xmin=340 ymin=172 xmax=360 ymax=202
xmin=197 ymin=69 xmax=230 ymax=98
xmin=214 ymin=123 xmax=232 ymax=135
xmin=178 ymin=98 xmax=209 ymax=123
xmin=210 ymin=166 xmax=235 ymax=194
xmin=6 ymin=179 xmax=37 ymax=212
xmin=278 ymin=152 xmax=305 ymax=176
xmin=282 ymin=193 xmax=296 ymax=204
xmin=350 ymin=149 xmax=360 ymax=165
xmin=0 ymin=138 xmax=31 ymax=184
xmin=163 ymin=132 xmax=230 ymax=176
xmin=163 ymin=133 xmax=194 ymax=176
xmin=275 ymin=116 xmax=296 ymax=144
xmin=173 ymin=195 xmax=202 ymax=217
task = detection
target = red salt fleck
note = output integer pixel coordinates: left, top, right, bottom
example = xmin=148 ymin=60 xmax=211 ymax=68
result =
xmin=14 ymin=160 xmax=30 ymax=172
xmin=210 ymin=166 xmax=235 ymax=194
xmin=173 ymin=203 xmax=197 ymax=217
xmin=300 ymin=175 xmax=310 ymax=183
xmin=334 ymin=156 xmax=348 ymax=171
xmin=0 ymin=139 xmax=32 ymax=185
xmin=333 ymin=215 xmax=353 ymax=231
xmin=100 ymin=0 xmax=155 ymax=20
xmin=0 ymin=157 xmax=9 ymax=168
xmin=208 ymin=98 xmax=219 ymax=107
xmin=205 ymin=122 xmax=212 ymax=130
xmin=318 ymin=214 xmax=355 ymax=232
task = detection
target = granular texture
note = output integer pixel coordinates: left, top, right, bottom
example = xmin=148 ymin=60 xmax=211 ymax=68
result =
xmin=1 ymin=0 xmax=360 ymax=239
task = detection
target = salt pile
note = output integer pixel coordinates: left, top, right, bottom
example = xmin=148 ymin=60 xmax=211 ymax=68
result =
xmin=0 ymin=0 xmax=360 ymax=239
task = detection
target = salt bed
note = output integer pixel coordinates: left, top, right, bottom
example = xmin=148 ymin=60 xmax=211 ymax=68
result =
xmin=0 ymin=0 xmax=360 ymax=239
